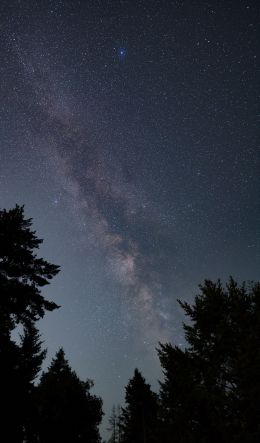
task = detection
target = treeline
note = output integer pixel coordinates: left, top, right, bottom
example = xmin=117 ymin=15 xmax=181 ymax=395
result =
xmin=109 ymin=278 xmax=260 ymax=443
xmin=0 ymin=206 xmax=260 ymax=443
xmin=0 ymin=206 xmax=102 ymax=442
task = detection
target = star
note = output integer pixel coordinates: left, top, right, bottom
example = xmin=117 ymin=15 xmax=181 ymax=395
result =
xmin=117 ymin=47 xmax=127 ymax=59
xmin=1 ymin=1 xmax=258 ymax=440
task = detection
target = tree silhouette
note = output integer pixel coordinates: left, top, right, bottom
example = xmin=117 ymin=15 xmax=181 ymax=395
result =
xmin=107 ymin=405 xmax=118 ymax=443
xmin=0 ymin=205 xmax=59 ymax=329
xmin=20 ymin=323 xmax=47 ymax=442
xmin=158 ymin=278 xmax=260 ymax=443
xmin=2 ymin=206 xmax=258 ymax=442
xmin=120 ymin=369 xmax=159 ymax=443
xmin=37 ymin=348 xmax=103 ymax=443
xmin=107 ymin=404 xmax=122 ymax=443
xmin=0 ymin=205 xmax=60 ymax=442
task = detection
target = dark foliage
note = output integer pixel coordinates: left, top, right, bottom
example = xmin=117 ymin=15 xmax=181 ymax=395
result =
xmin=0 ymin=205 xmax=60 ymax=442
xmin=120 ymin=368 xmax=159 ymax=443
xmin=107 ymin=404 xmax=123 ymax=443
xmin=0 ymin=205 xmax=59 ymax=331
xmin=37 ymin=348 xmax=103 ymax=443
xmin=2 ymin=206 xmax=259 ymax=443
xmin=158 ymin=278 xmax=260 ymax=443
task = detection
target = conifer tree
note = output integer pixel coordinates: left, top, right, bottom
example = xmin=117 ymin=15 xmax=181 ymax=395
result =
xmin=37 ymin=348 xmax=103 ymax=443
xmin=107 ymin=404 xmax=122 ymax=443
xmin=20 ymin=324 xmax=47 ymax=442
xmin=108 ymin=405 xmax=117 ymax=443
xmin=0 ymin=205 xmax=60 ymax=442
xmin=158 ymin=278 xmax=260 ymax=443
xmin=121 ymin=369 xmax=159 ymax=443
xmin=0 ymin=205 xmax=59 ymax=329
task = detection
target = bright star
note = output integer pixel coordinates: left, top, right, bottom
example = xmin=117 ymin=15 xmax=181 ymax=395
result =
xmin=118 ymin=48 xmax=126 ymax=59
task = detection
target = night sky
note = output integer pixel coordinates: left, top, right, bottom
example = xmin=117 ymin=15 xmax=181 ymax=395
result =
xmin=0 ymin=0 xmax=259 ymax=437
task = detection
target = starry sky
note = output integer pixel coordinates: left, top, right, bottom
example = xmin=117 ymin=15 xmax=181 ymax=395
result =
xmin=0 ymin=0 xmax=259 ymax=436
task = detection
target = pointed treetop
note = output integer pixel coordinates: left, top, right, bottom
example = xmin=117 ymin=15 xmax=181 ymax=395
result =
xmin=49 ymin=348 xmax=71 ymax=374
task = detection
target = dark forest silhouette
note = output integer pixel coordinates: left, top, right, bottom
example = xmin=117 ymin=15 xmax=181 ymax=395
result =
xmin=0 ymin=206 xmax=259 ymax=442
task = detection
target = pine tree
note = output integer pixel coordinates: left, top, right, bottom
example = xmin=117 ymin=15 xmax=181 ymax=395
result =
xmin=107 ymin=404 xmax=122 ymax=443
xmin=0 ymin=205 xmax=59 ymax=329
xmin=0 ymin=205 xmax=60 ymax=442
xmin=108 ymin=405 xmax=117 ymax=443
xmin=117 ymin=404 xmax=123 ymax=443
xmin=20 ymin=324 xmax=47 ymax=442
xmin=20 ymin=323 xmax=47 ymax=384
xmin=37 ymin=348 xmax=103 ymax=443
xmin=121 ymin=369 xmax=159 ymax=443
xmin=158 ymin=278 xmax=260 ymax=443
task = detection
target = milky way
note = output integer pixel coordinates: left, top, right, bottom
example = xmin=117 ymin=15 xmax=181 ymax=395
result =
xmin=0 ymin=0 xmax=259 ymax=437
xmin=10 ymin=34 xmax=172 ymax=347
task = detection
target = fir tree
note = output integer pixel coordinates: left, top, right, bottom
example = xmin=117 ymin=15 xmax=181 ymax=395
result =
xmin=37 ymin=348 xmax=103 ymax=443
xmin=0 ymin=205 xmax=60 ymax=442
xmin=158 ymin=278 xmax=260 ymax=443
xmin=107 ymin=404 xmax=122 ymax=443
xmin=121 ymin=369 xmax=159 ymax=443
